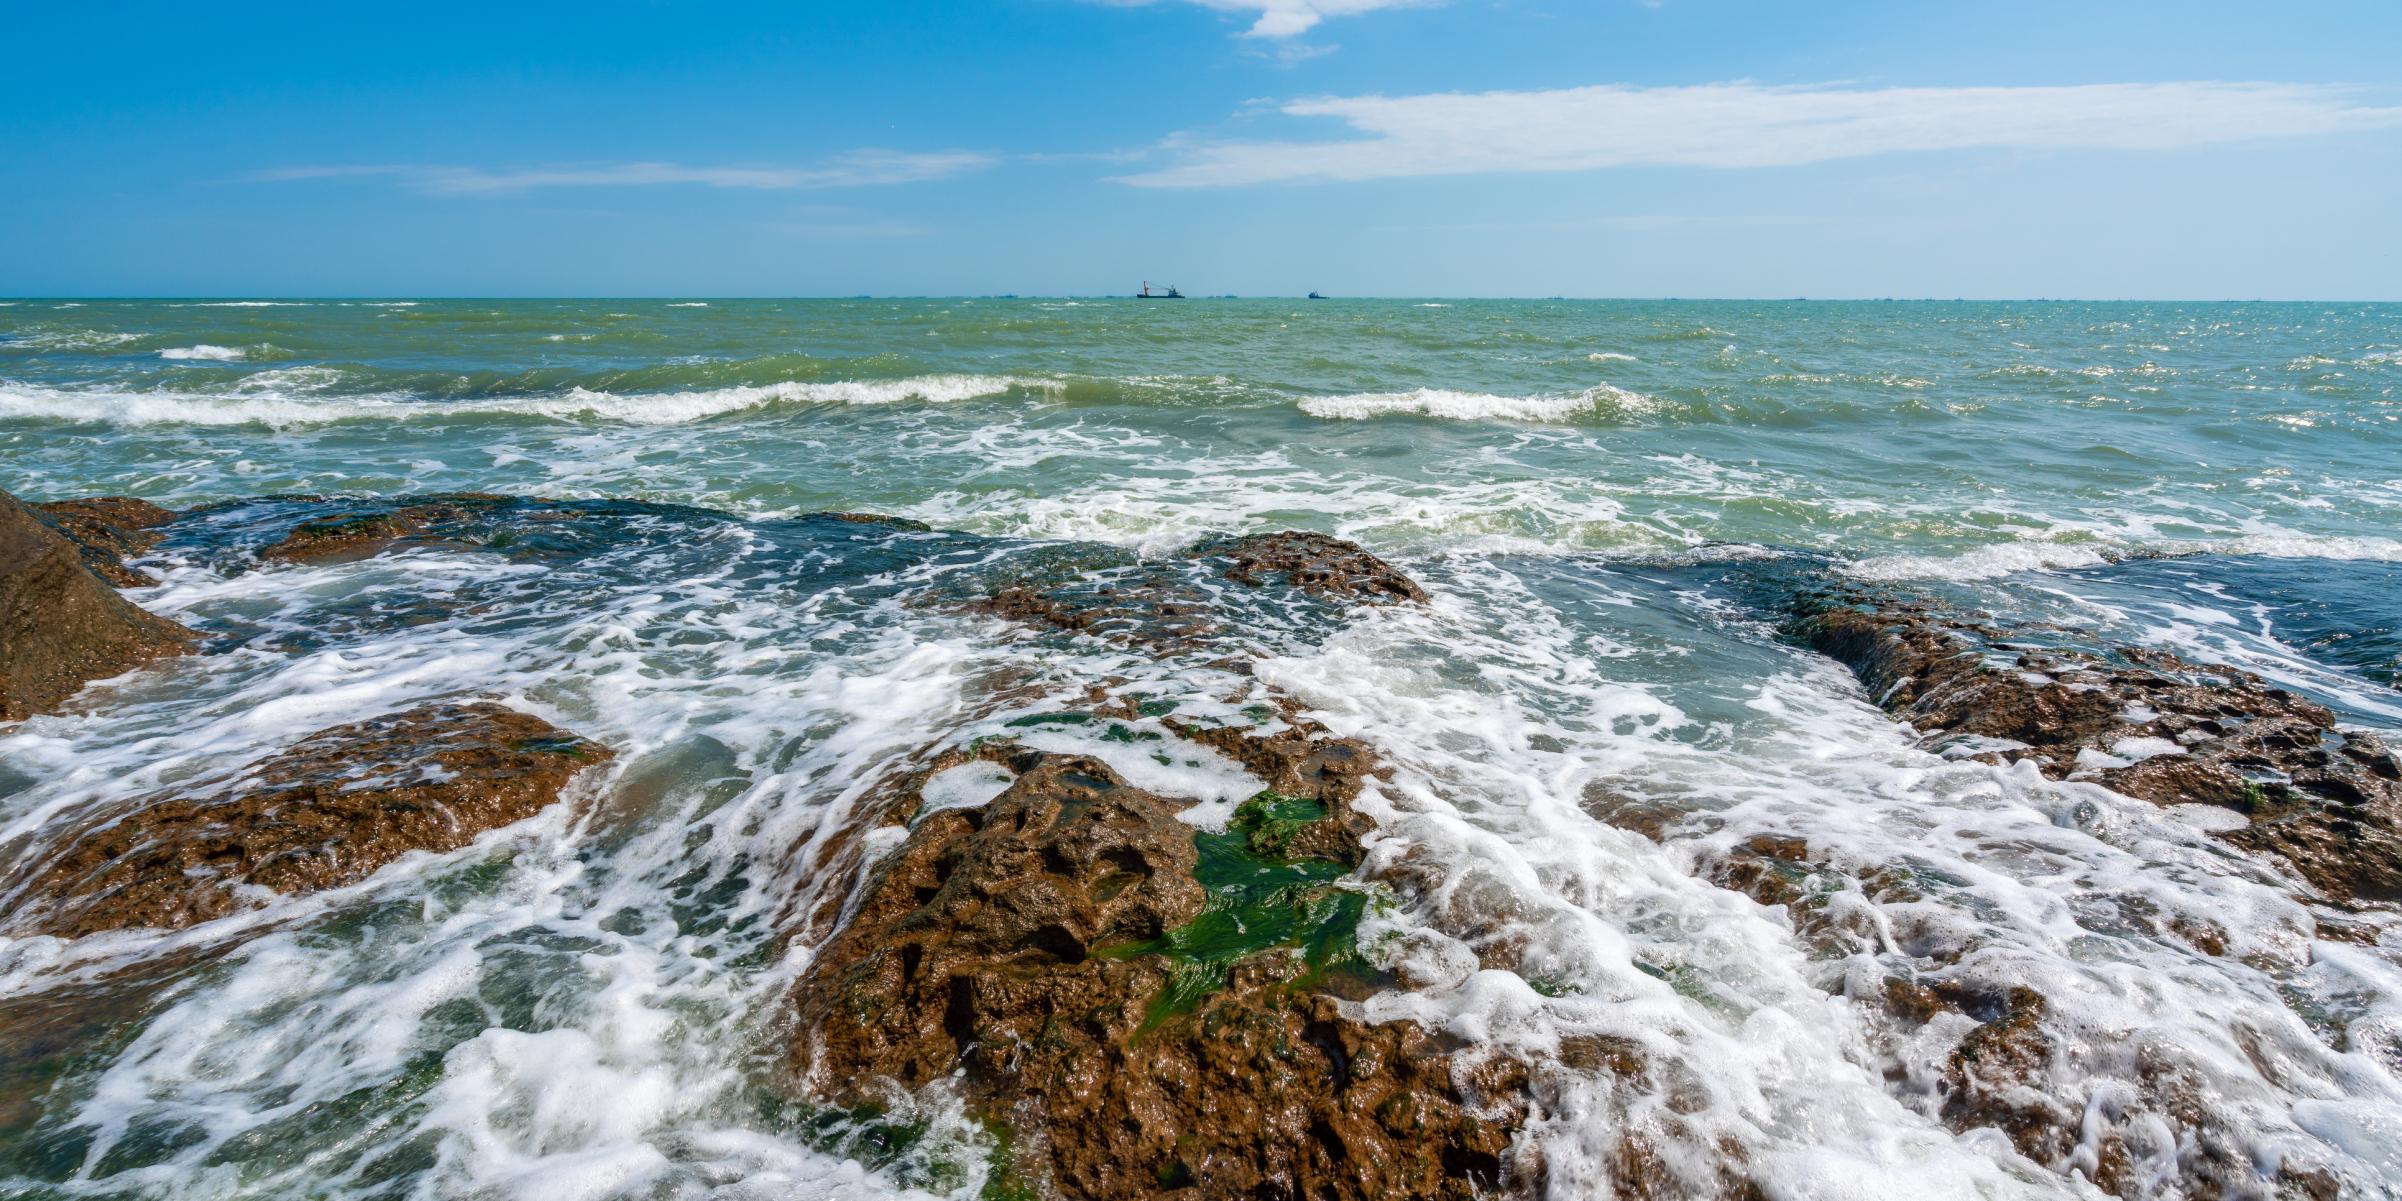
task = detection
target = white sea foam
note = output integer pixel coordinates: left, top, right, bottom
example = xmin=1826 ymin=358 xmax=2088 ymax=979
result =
xmin=1844 ymin=541 xmax=2114 ymax=581
xmin=4 ymin=329 xmax=141 ymax=352
xmin=159 ymin=344 xmax=246 ymax=361
xmin=1847 ymin=529 xmax=2402 ymax=582
xmin=666 ymin=302 xmax=709 ymax=308
xmin=1299 ymin=382 xmax=1657 ymax=423
xmin=0 ymin=374 xmax=1049 ymax=429
xmin=1254 ymin=559 xmax=2402 ymax=1196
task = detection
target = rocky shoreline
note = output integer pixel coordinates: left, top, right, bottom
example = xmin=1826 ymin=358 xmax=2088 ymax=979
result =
xmin=3 ymin=485 xmax=2397 ymax=1199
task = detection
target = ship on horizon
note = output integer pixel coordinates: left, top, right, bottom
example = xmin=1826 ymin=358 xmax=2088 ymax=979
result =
xmin=1136 ymin=281 xmax=1184 ymax=299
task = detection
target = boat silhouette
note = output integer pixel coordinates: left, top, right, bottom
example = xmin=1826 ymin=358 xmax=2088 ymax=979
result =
xmin=1307 ymin=291 xmax=1327 ymax=300
xmin=1136 ymin=281 xmax=1184 ymax=299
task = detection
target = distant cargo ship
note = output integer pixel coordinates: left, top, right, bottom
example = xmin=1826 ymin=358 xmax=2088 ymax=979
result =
xmin=1308 ymin=291 xmax=1327 ymax=299
xmin=1136 ymin=281 xmax=1184 ymax=299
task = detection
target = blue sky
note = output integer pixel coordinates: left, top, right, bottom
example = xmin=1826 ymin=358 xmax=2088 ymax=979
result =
xmin=4 ymin=0 xmax=2399 ymax=298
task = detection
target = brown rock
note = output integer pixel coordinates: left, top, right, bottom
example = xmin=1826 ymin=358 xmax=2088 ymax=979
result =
xmin=257 ymin=494 xmax=517 ymax=563
xmin=786 ymin=744 xmax=1526 ymax=1200
xmin=30 ymin=496 xmax=177 ymax=586
xmin=1191 ymin=531 xmax=1431 ymax=604
xmin=968 ymin=530 xmax=1427 ymax=654
xmin=1795 ymin=597 xmax=2402 ymax=903
xmin=0 ymin=489 xmax=194 ymax=722
xmin=802 ymin=511 xmax=933 ymax=531
xmin=9 ymin=701 xmax=612 ymax=936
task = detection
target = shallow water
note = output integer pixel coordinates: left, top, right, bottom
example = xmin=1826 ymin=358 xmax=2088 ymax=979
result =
xmin=2 ymin=299 xmax=2399 ymax=1199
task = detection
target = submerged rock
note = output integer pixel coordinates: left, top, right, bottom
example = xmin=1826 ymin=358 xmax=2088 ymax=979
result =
xmin=257 ymin=493 xmax=520 ymax=563
xmin=0 ymin=489 xmax=193 ymax=722
xmin=10 ymin=701 xmax=612 ymax=936
xmin=1795 ymin=596 xmax=2402 ymax=903
xmin=786 ymin=731 xmax=1526 ymax=1200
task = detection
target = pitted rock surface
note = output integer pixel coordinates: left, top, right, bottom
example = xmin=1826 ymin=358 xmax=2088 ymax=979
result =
xmin=786 ymin=745 xmax=1525 ymax=1200
xmin=1796 ymin=598 xmax=2402 ymax=902
xmin=968 ymin=529 xmax=1427 ymax=654
xmin=11 ymin=701 xmax=612 ymax=936
xmin=1190 ymin=531 xmax=1431 ymax=604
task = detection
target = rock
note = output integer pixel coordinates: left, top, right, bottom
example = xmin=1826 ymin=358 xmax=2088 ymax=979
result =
xmin=257 ymin=494 xmax=518 ymax=563
xmin=30 ymin=496 xmax=176 ymax=586
xmin=1189 ymin=531 xmax=1431 ymax=604
xmin=1794 ymin=597 xmax=2402 ymax=903
xmin=0 ymin=489 xmax=194 ymax=722
xmin=10 ymin=701 xmax=612 ymax=936
xmin=785 ymin=741 xmax=1527 ymax=1200
xmin=802 ymin=511 xmax=933 ymax=532
xmin=968 ymin=530 xmax=1427 ymax=653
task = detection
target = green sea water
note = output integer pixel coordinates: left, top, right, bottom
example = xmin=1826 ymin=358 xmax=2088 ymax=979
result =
xmin=4 ymin=298 xmax=2402 ymax=1201
xmin=4 ymin=298 xmax=2396 ymax=572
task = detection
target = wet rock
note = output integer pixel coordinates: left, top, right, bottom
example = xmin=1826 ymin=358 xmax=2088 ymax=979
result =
xmin=257 ymin=493 xmax=519 ymax=563
xmin=30 ymin=496 xmax=176 ymax=586
xmin=973 ymin=576 xmax=1222 ymax=650
xmin=786 ymin=742 xmax=1527 ymax=1200
xmin=1189 ymin=531 xmax=1430 ymax=604
xmin=10 ymin=701 xmax=612 ymax=936
xmin=802 ymin=511 xmax=933 ymax=532
xmin=1794 ymin=596 xmax=2402 ymax=903
xmin=0 ymin=489 xmax=194 ymax=722
xmin=968 ymin=530 xmax=1426 ymax=654
xmin=1932 ymin=986 xmax=2077 ymax=1166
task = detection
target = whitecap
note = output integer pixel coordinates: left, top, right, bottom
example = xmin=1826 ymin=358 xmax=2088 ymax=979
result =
xmin=1299 ymin=383 xmax=1657 ymax=423
xmin=159 ymin=344 xmax=246 ymax=362
xmin=0 ymin=374 xmax=1052 ymax=429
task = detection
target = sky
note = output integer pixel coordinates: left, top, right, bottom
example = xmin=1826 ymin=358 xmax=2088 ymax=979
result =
xmin=3 ymin=0 xmax=2399 ymax=298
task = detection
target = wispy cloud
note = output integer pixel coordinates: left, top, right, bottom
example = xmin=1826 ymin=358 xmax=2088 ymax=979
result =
xmin=1099 ymin=0 xmax=1433 ymax=40
xmin=255 ymin=151 xmax=995 ymax=195
xmin=1120 ymin=81 xmax=2402 ymax=187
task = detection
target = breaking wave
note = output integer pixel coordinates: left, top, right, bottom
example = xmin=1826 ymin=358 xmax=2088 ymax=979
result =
xmin=0 ymin=374 xmax=1053 ymax=429
xmin=158 ymin=344 xmax=246 ymax=362
xmin=1299 ymin=383 xmax=1661 ymax=423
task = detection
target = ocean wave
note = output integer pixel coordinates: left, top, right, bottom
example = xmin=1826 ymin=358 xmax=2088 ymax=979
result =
xmin=1845 ymin=531 xmax=2402 ymax=581
xmin=1843 ymin=541 xmax=2115 ymax=581
xmin=159 ymin=344 xmax=247 ymax=362
xmin=666 ymin=302 xmax=710 ymax=308
xmin=1299 ymin=383 xmax=1658 ymax=423
xmin=0 ymin=374 xmax=1050 ymax=429
xmin=2 ymin=330 xmax=142 ymax=352
xmin=1584 ymin=352 xmax=1637 ymax=362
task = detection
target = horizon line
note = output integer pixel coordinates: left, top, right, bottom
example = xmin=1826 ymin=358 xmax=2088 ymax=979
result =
xmin=5 ymin=294 xmax=2400 ymax=305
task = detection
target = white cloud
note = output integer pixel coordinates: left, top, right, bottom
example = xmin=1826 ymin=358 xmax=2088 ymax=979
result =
xmin=1106 ymin=0 xmax=1432 ymax=39
xmin=256 ymin=151 xmax=995 ymax=195
xmin=1119 ymin=80 xmax=2402 ymax=186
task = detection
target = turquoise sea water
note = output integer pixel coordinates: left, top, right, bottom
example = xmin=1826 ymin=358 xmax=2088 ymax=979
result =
xmin=3 ymin=299 xmax=2396 ymax=568
xmin=3 ymin=299 xmax=2401 ymax=1200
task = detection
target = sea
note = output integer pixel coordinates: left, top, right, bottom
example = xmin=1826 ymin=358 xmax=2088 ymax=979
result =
xmin=2 ymin=298 xmax=2399 ymax=1199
